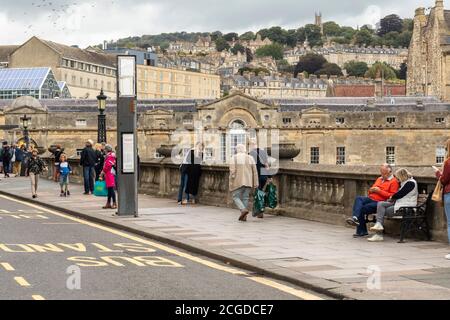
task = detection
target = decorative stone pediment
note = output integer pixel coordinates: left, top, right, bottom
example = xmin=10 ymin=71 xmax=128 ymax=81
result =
xmin=301 ymin=107 xmax=329 ymax=116
xmin=145 ymin=109 xmax=173 ymax=116
xmin=4 ymin=96 xmax=48 ymax=114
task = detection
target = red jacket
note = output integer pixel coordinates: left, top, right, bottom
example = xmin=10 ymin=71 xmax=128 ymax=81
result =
xmin=439 ymin=159 xmax=450 ymax=195
xmin=368 ymin=176 xmax=400 ymax=202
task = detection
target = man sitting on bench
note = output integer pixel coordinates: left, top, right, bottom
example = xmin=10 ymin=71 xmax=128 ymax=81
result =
xmin=346 ymin=164 xmax=400 ymax=238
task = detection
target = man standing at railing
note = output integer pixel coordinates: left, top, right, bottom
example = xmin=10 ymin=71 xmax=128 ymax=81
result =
xmin=346 ymin=164 xmax=399 ymax=238
xmin=80 ymin=140 xmax=97 ymax=195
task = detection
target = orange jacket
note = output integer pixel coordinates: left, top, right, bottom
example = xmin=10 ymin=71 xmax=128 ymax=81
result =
xmin=368 ymin=176 xmax=400 ymax=202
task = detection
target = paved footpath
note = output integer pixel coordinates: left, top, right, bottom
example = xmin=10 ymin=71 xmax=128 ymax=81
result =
xmin=1 ymin=177 xmax=450 ymax=300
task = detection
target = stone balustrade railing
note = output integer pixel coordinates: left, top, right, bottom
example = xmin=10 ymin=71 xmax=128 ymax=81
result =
xmin=41 ymin=157 xmax=448 ymax=242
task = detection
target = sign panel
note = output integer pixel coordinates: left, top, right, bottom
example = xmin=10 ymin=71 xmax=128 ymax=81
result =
xmin=121 ymin=133 xmax=135 ymax=174
xmin=118 ymin=56 xmax=136 ymax=97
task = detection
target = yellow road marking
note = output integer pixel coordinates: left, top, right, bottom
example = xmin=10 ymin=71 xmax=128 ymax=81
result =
xmin=0 ymin=262 xmax=15 ymax=271
xmin=248 ymin=277 xmax=324 ymax=300
xmin=14 ymin=277 xmax=31 ymax=287
xmin=0 ymin=194 xmax=324 ymax=300
xmin=32 ymin=295 xmax=45 ymax=300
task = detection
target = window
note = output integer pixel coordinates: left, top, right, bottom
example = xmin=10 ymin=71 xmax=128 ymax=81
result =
xmin=386 ymin=146 xmax=395 ymax=165
xmin=154 ymin=152 xmax=163 ymax=159
xmin=336 ymin=117 xmax=345 ymax=125
xmin=336 ymin=147 xmax=346 ymax=165
xmin=436 ymin=146 xmax=446 ymax=165
xmin=436 ymin=117 xmax=445 ymax=124
xmin=386 ymin=117 xmax=396 ymax=124
xmin=310 ymin=147 xmax=320 ymax=164
xmin=204 ymin=148 xmax=214 ymax=161
xmin=283 ymin=118 xmax=292 ymax=125
xmin=76 ymin=119 xmax=87 ymax=127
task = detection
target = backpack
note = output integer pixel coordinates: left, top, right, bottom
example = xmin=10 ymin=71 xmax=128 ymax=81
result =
xmin=60 ymin=162 xmax=70 ymax=176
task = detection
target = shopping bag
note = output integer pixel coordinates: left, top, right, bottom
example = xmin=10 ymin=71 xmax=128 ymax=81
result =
xmin=265 ymin=182 xmax=278 ymax=209
xmin=93 ymin=180 xmax=108 ymax=197
xmin=253 ymin=189 xmax=266 ymax=216
xmin=432 ymin=181 xmax=443 ymax=203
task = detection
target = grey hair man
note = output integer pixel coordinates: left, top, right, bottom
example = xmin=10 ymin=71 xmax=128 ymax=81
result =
xmin=345 ymin=163 xmax=400 ymax=238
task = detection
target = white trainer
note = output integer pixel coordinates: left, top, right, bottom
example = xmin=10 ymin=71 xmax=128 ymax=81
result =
xmin=445 ymin=254 xmax=450 ymax=260
xmin=368 ymin=234 xmax=384 ymax=242
xmin=370 ymin=222 xmax=384 ymax=232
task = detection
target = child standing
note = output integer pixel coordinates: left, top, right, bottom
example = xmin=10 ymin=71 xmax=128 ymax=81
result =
xmin=59 ymin=154 xmax=72 ymax=197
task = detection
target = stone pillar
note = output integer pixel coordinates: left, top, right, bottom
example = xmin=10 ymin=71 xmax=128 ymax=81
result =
xmin=343 ymin=180 xmax=357 ymax=216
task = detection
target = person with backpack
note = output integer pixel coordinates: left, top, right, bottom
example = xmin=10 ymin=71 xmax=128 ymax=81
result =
xmin=59 ymin=154 xmax=72 ymax=197
xmin=100 ymin=145 xmax=117 ymax=209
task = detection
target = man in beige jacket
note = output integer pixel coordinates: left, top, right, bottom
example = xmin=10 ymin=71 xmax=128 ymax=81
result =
xmin=229 ymin=144 xmax=259 ymax=222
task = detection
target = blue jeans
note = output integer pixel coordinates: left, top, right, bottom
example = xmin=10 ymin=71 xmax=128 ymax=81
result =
xmin=177 ymin=173 xmax=190 ymax=202
xmin=232 ymin=187 xmax=251 ymax=211
xmin=444 ymin=193 xmax=450 ymax=243
xmin=352 ymin=196 xmax=378 ymax=235
xmin=83 ymin=166 xmax=95 ymax=193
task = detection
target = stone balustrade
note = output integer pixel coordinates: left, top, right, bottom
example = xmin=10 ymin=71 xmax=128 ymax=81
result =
xmin=41 ymin=157 xmax=448 ymax=242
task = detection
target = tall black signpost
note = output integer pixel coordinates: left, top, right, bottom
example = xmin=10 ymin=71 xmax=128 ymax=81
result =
xmin=116 ymin=55 xmax=138 ymax=217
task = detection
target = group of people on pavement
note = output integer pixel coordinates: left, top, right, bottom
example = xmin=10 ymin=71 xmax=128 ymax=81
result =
xmin=80 ymin=139 xmax=117 ymax=209
xmin=177 ymin=139 xmax=271 ymax=222
xmin=345 ymin=138 xmax=450 ymax=260
xmin=0 ymin=142 xmax=29 ymax=178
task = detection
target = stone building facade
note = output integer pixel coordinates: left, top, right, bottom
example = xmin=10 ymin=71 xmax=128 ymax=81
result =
xmin=284 ymin=45 xmax=408 ymax=69
xmin=1 ymin=94 xmax=449 ymax=170
xmin=407 ymin=0 xmax=450 ymax=102
xmin=8 ymin=37 xmax=117 ymax=99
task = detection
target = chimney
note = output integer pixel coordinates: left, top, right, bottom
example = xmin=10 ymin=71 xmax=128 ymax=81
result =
xmin=435 ymin=0 xmax=445 ymax=18
xmin=415 ymin=7 xmax=425 ymax=17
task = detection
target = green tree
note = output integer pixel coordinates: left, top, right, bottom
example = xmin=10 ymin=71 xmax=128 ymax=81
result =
xmin=344 ymin=61 xmax=369 ymax=77
xmin=315 ymin=63 xmax=343 ymax=76
xmin=340 ymin=26 xmax=357 ymax=42
xmin=239 ymin=31 xmax=255 ymax=41
xmin=378 ymin=14 xmax=403 ymax=36
xmin=361 ymin=24 xmax=375 ymax=34
xmin=402 ymin=18 xmax=414 ymax=32
xmin=397 ymin=62 xmax=407 ymax=80
xmin=294 ymin=53 xmax=327 ymax=77
xmin=304 ymin=24 xmax=323 ymax=47
xmin=396 ymin=31 xmax=412 ymax=48
xmin=258 ymin=26 xmax=289 ymax=45
xmin=224 ymin=32 xmax=239 ymax=42
xmin=231 ymin=43 xmax=246 ymax=55
xmin=323 ymin=21 xmax=341 ymax=36
xmin=365 ymin=62 xmax=397 ymax=80
xmin=210 ymin=31 xmax=223 ymax=42
xmin=255 ymin=43 xmax=284 ymax=60
xmin=215 ymin=37 xmax=230 ymax=52
xmin=353 ymin=29 xmax=374 ymax=46
xmin=277 ymin=59 xmax=294 ymax=73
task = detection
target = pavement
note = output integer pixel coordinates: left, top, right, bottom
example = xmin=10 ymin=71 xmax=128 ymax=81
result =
xmin=1 ymin=177 xmax=450 ymax=300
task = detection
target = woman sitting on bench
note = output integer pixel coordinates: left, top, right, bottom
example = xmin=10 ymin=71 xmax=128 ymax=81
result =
xmin=368 ymin=168 xmax=418 ymax=242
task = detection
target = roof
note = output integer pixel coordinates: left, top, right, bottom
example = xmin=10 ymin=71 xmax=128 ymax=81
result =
xmin=0 ymin=67 xmax=51 ymax=91
xmin=40 ymin=39 xmax=116 ymax=68
xmin=0 ymin=45 xmax=19 ymax=62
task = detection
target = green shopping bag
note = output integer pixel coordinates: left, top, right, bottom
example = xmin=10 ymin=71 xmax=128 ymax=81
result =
xmin=265 ymin=182 xmax=278 ymax=209
xmin=253 ymin=189 xmax=266 ymax=217
xmin=93 ymin=180 xmax=108 ymax=197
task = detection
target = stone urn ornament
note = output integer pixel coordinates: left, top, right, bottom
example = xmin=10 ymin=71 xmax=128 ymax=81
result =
xmin=267 ymin=143 xmax=301 ymax=160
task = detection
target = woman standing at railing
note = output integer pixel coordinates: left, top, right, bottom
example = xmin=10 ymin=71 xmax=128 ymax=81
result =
xmin=435 ymin=139 xmax=450 ymax=260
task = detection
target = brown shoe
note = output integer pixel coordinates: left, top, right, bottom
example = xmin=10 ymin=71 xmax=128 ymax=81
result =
xmin=102 ymin=204 xmax=112 ymax=209
xmin=239 ymin=210 xmax=249 ymax=221
xmin=257 ymin=214 xmax=264 ymax=219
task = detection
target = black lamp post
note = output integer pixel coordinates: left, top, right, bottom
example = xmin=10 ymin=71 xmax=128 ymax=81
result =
xmin=20 ymin=114 xmax=31 ymax=150
xmin=97 ymin=89 xmax=107 ymax=143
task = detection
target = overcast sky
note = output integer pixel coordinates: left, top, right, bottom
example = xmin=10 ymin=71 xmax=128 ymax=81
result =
xmin=0 ymin=0 xmax=438 ymax=47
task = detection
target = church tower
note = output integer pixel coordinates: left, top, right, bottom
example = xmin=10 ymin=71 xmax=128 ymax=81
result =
xmin=315 ymin=12 xmax=324 ymax=35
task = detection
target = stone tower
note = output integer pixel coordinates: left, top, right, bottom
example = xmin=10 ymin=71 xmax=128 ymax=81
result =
xmin=315 ymin=12 xmax=324 ymax=35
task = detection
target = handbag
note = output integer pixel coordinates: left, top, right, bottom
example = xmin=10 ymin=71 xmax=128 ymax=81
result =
xmin=93 ymin=180 xmax=108 ymax=197
xmin=253 ymin=189 xmax=266 ymax=217
xmin=265 ymin=182 xmax=278 ymax=209
xmin=432 ymin=180 xmax=443 ymax=203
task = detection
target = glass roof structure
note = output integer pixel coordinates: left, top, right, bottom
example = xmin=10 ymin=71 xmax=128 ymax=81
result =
xmin=0 ymin=67 xmax=70 ymax=100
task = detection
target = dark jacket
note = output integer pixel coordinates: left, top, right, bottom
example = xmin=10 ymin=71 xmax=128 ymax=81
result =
xmin=54 ymin=150 xmax=63 ymax=164
xmin=2 ymin=147 xmax=12 ymax=163
xmin=80 ymin=146 xmax=97 ymax=167
xmin=15 ymin=148 xmax=25 ymax=162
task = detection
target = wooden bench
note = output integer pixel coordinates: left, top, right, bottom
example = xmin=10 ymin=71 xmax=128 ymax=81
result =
xmin=366 ymin=193 xmax=433 ymax=243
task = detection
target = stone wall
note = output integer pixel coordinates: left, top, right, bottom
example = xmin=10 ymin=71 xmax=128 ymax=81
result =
xmin=44 ymin=157 xmax=448 ymax=242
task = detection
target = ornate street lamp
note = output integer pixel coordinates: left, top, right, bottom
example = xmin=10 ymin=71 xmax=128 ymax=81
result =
xmin=20 ymin=114 xmax=31 ymax=150
xmin=97 ymin=89 xmax=107 ymax=143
